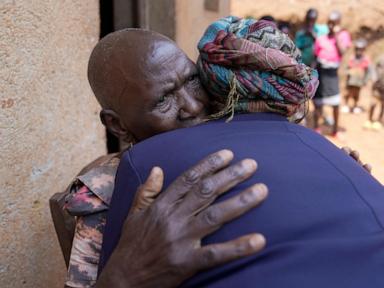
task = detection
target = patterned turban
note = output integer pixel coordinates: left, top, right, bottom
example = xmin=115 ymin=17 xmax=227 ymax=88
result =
xmin=197 ymin=16 xmax=319 ymax=121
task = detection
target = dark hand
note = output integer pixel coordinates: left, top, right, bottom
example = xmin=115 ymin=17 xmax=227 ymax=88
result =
xmin=342 ymin=146 xmax=372 ymax=173
xmin=97 ymin=150 xmax=267 ymax=288
xmin=130 ymin=166 xmax=164 ymax=213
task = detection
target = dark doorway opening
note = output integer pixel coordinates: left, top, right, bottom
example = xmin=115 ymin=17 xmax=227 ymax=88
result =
xmin=99 ymin=0 xmax=119 ymax=153
xmin=99 ymin=0 xmax=140 ymax=153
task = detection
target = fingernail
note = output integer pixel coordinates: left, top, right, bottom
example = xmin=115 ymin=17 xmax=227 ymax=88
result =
xmin=253 ymin=184 xmax=268 ymax=199
xmin=249 ymin=234 xmax=266 ymax=248
xmin=219 ymin=149 xmax=234 ymax=160
xmin=242 ymin=159 xmax=257 ymax=171
xmin=364 ymin=164 xmax=372 ymax=172
xmin=151 ymin=166 xmax=163 ymax=177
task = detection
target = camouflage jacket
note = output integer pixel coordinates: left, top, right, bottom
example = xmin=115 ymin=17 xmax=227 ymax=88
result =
xmin=64 ymin=153 xmax=121 ymax=288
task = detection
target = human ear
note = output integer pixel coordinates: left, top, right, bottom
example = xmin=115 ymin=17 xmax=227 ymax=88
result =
xmin=100 ymin=109 xmax=135 ymax=143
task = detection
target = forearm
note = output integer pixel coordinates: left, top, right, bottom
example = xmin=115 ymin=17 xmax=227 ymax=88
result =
xmin=96 ymin=260 xmax=164 ymax=288
xmin=96 ymin=243 xmax=181 ymax=288
xmin=364 ymin=69 xmax=371 ymax=84
xmin=96 ymin=265 xmax=129 ymax=288
xmin=65 ymin=214 xmax=105 ymax=288
xmin=96 ymin=270 xmax=159 ymax=288
xmin=335 ymin=37 xmax=346 ymax=56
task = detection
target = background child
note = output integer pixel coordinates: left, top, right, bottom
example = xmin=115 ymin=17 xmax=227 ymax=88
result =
xmin=295 ymin=8 xmax=328 ymax=68
xmin=365 ymin=57 xmax=384 ymax=130
xmin=342 ymin=39 xmax=371 ymax=114
xmin=313 ymin=11 xmax=352 ymax=138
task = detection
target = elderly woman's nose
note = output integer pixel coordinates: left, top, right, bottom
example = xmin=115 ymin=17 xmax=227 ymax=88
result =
xmin=178 ymin=89 xmax=203 ymax=118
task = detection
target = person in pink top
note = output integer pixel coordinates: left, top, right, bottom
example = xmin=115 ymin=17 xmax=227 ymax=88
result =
xmin=342 ymin=39 xmax=371 ymax=114
xmin=313 ymin=11 xmax=352 ymax=138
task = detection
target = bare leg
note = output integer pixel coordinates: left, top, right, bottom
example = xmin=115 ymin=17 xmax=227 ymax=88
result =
xmin=369 ymin=103 xmax=376 ymax=122
xmin=379 ymin=100 xmax=384 ymax=122
xmin=333 ymin=105 xmax=339 ymax=135
xmin=352 ymin=87 xmax=360 ymax=110
xmin=345 ymin=88 xmax=351 ymax=108
xmin=314 ymin=104 xmax=323 ymax=129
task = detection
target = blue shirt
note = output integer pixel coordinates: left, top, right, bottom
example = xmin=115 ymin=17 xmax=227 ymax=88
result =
xmin=101 ymin=113 xmax=384 ymax=287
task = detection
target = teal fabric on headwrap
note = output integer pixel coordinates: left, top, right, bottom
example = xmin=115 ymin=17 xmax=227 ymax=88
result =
xmin=197 ymin=16 xmax=319 ymax=121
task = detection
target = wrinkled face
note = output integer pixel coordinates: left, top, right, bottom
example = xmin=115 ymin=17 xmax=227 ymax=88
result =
xmin=118 ymin=41 xmax=209 ymax=141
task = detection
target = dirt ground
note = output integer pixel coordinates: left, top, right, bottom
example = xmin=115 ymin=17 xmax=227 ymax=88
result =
xmin=309 ymin=85 xmax=384 ymax=184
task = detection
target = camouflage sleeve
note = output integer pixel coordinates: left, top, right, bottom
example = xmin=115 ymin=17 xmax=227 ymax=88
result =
xmin=65 ymin=211 xmax=107 ymax=288
xmin=64 ymin=154 xmax=119 ymax=287
xmin=65 ymin=183 xmax=108 ymax=216
xmin=64 ymin=183 xmax=108 ymax=288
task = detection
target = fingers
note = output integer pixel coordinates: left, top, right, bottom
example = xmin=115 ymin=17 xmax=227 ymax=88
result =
xmin=158 ymin=150 xmax=234 ymax=205
xmin=178 ymin=159 xmax=258 ymax=215
xmin=342 ymin=147 xmax=372 ymax=173
xmin=194 ymin=234 xmax=266 ymax=271
xmin=363 ymin=163 xmax=372 ymax=173
xmin=342 ymin=146 xmax=361 ymax=163
xmin=349 ymin=150 xmax=361 ymax=164
xmin=341 ymin=146 xmax=352 ymax=155
xmin=349 ymin=151 xmax=373 ymax=173
xmin=131 ymin=167 xmax=164 ymax=213
xmin=194 ymin=184 xmax=268 ymax=235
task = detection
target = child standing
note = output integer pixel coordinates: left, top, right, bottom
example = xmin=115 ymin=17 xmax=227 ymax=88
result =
xmin=365 ymin=57 xmax=384 ymax=130
xmin=313 ymin=11 xmax=352 ymax=138
xmin=342 ymin=39 xmax=371 ymax=114
xmin=295 ymin=8 xmax=328 ymax=68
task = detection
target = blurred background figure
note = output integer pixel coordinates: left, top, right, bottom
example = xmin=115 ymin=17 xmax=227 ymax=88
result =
xmin=259 ymin=15 xmax=276 ymax=23
xmin=295 ymin=8 xmax=328 ymax=68
xmin=342 ymin=39 xmax=372 ymax=114
xmin=365 ymin=56 xmax=384 ymax=130
xmin=313 ymin=11 xmax=352 ymax=139
xmin=278 ymin=20 xmax=292 ymax=36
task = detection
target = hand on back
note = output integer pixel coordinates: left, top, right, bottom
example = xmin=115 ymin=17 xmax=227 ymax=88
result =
xmin=97 ymin=150 xmax=268 ymax=288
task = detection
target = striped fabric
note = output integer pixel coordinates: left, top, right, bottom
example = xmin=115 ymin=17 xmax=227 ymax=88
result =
xmin=197 ymin=16 xmax=319 ymax=121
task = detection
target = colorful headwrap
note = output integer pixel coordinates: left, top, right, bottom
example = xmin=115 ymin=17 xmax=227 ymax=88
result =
xmin=197 ymin=16 xmax=319 ymax=122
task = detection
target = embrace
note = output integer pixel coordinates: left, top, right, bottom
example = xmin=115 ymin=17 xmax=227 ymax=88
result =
xmin=62 ymin=17 xmax=384 ymax=288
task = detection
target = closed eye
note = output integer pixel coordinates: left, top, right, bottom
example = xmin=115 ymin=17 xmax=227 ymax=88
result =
xmin=186 ymin=74 xmax=200 ymax=87
xmin=187 ymin=74 xmax=198 ymax=82
xmin=155 ymin=93 xmax=173 ymax=113
xmin=158 ymin=94 xmax=167 ymax=103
